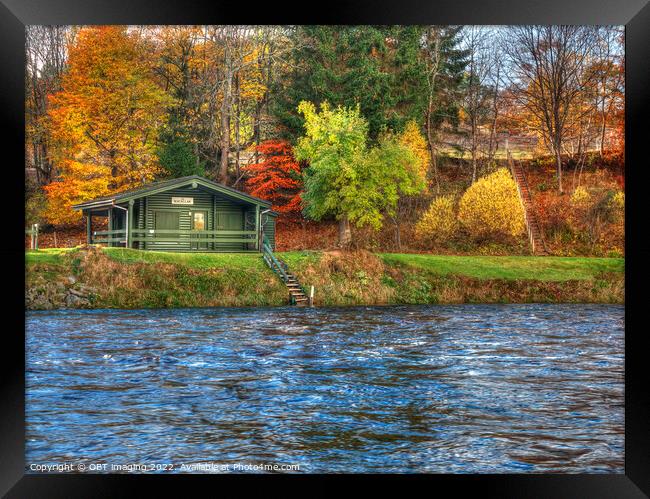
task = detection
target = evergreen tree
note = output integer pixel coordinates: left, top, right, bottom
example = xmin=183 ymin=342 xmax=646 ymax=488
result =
xmin=157 ymin=114 xmax=205 ymax=178
xmin=273 ymin=26 xmax=428 ymax=141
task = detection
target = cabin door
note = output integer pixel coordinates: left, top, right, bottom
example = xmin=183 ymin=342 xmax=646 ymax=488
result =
xmin=216 ymin=211 xmax=244 ymax=250
xmin=191 ymin=210 xmax=208 ymax=250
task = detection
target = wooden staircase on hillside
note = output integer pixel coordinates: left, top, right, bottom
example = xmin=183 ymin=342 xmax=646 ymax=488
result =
xmin=507 ymin=152 xmax=549 ymax=256
xmin=262 ymin=236 xmax=310 ymax=306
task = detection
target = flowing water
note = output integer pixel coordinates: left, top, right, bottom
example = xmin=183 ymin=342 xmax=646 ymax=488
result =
xmin=26 ymin=304 xmax=624 ymax=473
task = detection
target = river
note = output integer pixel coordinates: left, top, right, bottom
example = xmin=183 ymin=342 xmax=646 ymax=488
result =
xmin=26 ymin=304 xmax=624 ymax=473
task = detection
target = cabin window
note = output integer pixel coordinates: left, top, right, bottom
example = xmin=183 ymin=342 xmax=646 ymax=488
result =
xmin=193 ymin=212 xmax=205 ymax=231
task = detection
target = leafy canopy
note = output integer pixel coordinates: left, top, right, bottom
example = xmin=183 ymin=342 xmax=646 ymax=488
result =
xmin=45 ymin=26 xmax=170 ymax=224
xmin=294 ymin=101 xmax=425 ymax=230
xmin=243 ymin=140 xmax=303 ymax=219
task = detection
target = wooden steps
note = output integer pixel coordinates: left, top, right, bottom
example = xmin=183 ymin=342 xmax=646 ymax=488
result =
xmin=284 ymin=271 xmax=309 ymax=306
xmin=262 ymin=238 xmax=310 ymax=306
xmin=508 ymin=153 xmax=550 ymax=256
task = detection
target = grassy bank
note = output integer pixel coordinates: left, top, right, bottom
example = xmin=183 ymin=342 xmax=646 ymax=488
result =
xmin=25 ymin=247 xmax=624 ymax=310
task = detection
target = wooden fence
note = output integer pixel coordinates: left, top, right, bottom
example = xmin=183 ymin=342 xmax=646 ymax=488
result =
xmin=26 ymin=224 xmax=39 ymax=249
xmin=91 ymin=228 xmax=258 ymax=249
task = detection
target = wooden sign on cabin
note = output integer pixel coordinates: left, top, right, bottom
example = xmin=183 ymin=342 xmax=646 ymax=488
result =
xmin=171 ymin=197 xmax=194 ymax=205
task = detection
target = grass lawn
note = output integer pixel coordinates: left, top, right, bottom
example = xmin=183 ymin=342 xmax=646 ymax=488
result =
xmin=26 ymin=247 xmax=624 ymax=307
xmin=26 ymin=248 xmax=624 ymax=282
xmin=101 ymin=247 xmax=268 ymax=271
xmin=25 ymin=248 xmax=75 ymax=265
xmin=379 ymin=253 xmax=624 ymax=281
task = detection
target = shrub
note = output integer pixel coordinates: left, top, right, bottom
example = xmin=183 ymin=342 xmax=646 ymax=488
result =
xmin=26 ymin=188 xmax=48 ymax=226
xmin=415 ymin=195 xmax=457 ymax=244
xmin=458 ymin=168 xmax=525 ymax=240
xmin=570 ymin=185 xmax=591 ymax=206
xmin=610 ymin=190 xmax=625 ymax=211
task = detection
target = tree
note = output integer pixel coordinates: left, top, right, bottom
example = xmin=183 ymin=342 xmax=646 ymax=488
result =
xmin=243 ymin=140 xmax=303 ymax=219
xmin=273 ymin=26 xmax=428 ymax=142
xmin=294 ymin=101 xmax=424 ymax=247
xmin=502 ymin=26 xmax=597 ymax=192
xmin=398 ymin=120 xmax=430 ymax=184
xmin=590 ymin=26 xmax=624 ymax=157
xmin=392 ymin=120 xmax=430 ymax=248
xmin=422 ymin=26 xmax=469 ymax=191
xmin=45 ymin=26 xmax=170 ymax=224
xmin=156 ymin=117 xmax=206 ymax=178
xmin=25 ymin=25 xmax=72 ymax=186
xmin=459 ymin=26 xmax=497 ymax=183
xmin=152 ymin=26 xmax=205 ymax=177
xmin=156 ymin=26 xmax=292 ymax=184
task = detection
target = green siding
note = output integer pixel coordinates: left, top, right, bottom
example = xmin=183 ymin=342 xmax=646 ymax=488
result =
xmin=99 ymin=183 xmax=276 ymax=252
xmin=140 ymin=185 xmax=254 ymax=252
xmin=144 ymin=187 xmax=210 ymax=251
xmin=263 ymin=214 xmax=277 ymax=251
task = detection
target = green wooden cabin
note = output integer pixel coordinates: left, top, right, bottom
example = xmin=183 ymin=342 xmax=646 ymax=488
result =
xmin=73 ymin=175 xmax=278 ymax=252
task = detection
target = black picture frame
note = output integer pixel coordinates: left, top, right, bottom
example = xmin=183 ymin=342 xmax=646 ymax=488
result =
xmin=2 ymin=1 xmax=648 ymax=496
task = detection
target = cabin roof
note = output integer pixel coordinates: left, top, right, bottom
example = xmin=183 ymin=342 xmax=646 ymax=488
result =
xmin=72 ymin=175 xmax=273 ymax=211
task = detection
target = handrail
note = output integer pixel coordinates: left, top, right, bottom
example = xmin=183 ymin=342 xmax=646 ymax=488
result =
xmin=507 ymin=151 xmax=547 ymax=254
xmin=507 ymin=151 xmax=532 ymax=252
xmin=262 ymin=235 xmax=288 ymax=282
xmin=130 ymin=229 xmax=257 ymax=235
xmin=93 ymin=229 xmax=126 ymax=236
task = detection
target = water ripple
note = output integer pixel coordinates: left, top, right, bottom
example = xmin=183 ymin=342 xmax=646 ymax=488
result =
xmin=26 ymin=304 xmax=624 ymax=473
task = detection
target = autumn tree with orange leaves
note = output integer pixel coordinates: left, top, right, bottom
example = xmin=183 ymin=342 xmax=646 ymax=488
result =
xmin=243 ymin=140 xmax=303 ymax=219
xmin=45 ymin=26 xmax=170 ymax=224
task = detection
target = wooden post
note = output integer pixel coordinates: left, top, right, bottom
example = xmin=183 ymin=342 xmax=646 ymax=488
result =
xmin=127 ymin=200 xmax=134 ymax=249
xmin=107 ymin=209 xmax=112 ymax=247
xmin=30 ymin=224 xmax=34 ymax=250
xmin=53 ymin=231 xmax=58 ymax=248
xmin=255 ymin=204 xmax=260 ymax=251
xmin=34 ymin=224 xmax=39 ymax=250
xmin=309 ymin=285 xmax=314 ymax=307
xmin=86 ymin=212 xmax=92 ymax=245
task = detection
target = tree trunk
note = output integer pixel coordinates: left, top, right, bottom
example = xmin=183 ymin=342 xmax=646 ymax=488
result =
xmin=555 ymin=147 xmax=563 ymax=193
xmin=338 ymin=215 xmax=351 ymax=249
xmin=487 ymin=67 xmax=500 ymax=161
xmin=471 ymin=122 xmax=478 ymax=183
xmin=424 ymin=113 xmax=440 ymax=193
xmin=254 ymin=100 xmax=262 ymax=164
xmin=219 ymin=70 xmax=232 ymax=184
xmin=599 ymin=109 xmax=607 ymax=158
xmin=234 ymin=74 xmax=241 ymax=185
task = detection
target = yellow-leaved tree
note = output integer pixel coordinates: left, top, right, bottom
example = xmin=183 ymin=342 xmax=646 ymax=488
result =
xmin=45 ymin=26 xmax=170 ymax=225
xmin=458 ymin=168 xmax=525 ymax=240
xmin=398 ymin=120 xmax=430 ymax=187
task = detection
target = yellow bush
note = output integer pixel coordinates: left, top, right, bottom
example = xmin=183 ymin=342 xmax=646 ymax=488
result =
xmin=415 ymin=195 xmax=457 ymax=243
xmin=570 ymin=186 xmax=591 ymax=206
xmin=458 ymin=168 xmax=525 ymax=239
xmin=610 ymin=190 xmax=625 ymax=211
